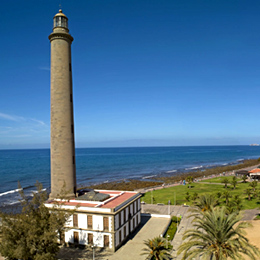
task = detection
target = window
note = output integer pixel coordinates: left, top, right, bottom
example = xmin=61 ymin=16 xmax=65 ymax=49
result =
xmin=73 ymin=214 xmax=78 ymax=227
xmin=104 ymin=235 xmax=109 ymax=247
xmin=88 ymin=233 xmax=93 ymax=245
xmin=87 ymin=215 xmax=93 ymax=229
xmin=125 ymin=208 xmax=127 ymax=222
xmin=104 ymin=217 xmax=109 ymax=231
xmin=118 ymin=213 xmax=121 ymax=227
xmin=119 ymin=230 xmax=122 ymax=243
xmin=124 ymin=225 xmax=126 ymax=238
xmin=74 ymin=231 xmax=79 ymax=244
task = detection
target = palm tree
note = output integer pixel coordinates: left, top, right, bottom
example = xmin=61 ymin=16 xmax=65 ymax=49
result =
xmin=177 ymin=207 xmax=260 ymax=260
xmin=191 ymin=194 xmax=217 ymax=214
xmin=249 ymin=181 xmax=258 ymax=192
xmin=222 ymin=177 xmax=229 ymax=188
xmin=186 ymin=176 xmax=193 ymax=189
xmin=245 ymin=188 xmax=253 ymax=201
xmin=231 ymin=176 xmax=238 ymax=189
xmin=222 ymin=190 xmax=232 ymax=205
xmin=185 ymin=191 xmax=190 ymax=202
xmin=227 ymin=195 xmax=243 ymax=214
xmin=242 ymin=174 xmax=247 ymax=183
xmin=191 ymin=192 xmax=198 ymax=201
xmin=141 ymin=236 xmax=171 ymax=260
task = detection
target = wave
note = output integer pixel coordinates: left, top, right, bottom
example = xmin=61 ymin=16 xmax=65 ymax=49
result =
xmin=185 ymin=165 xmax=203 ymax=171
xmin=166 ymin=170 xmax=177 ymax=173
xmin=0 ymin=188 xmax=22 ymax=197
xmin=142 ymin=175 xmax=156 ymax=179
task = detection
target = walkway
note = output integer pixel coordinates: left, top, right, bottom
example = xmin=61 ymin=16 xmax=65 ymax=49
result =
xmin=106 ymin=215 xmax=170 ymax=260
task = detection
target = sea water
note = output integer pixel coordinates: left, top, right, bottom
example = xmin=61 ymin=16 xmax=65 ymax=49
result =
xmin=1 ymin=145 xmax=260 ymax=207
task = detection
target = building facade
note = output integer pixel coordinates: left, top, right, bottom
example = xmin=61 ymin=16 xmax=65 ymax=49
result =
xmin=45 ymin=189 xmax=142 ymax=251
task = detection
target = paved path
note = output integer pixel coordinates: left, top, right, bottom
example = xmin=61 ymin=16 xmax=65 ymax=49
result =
xmin=106 ymin=215 xmax=170 ymax=260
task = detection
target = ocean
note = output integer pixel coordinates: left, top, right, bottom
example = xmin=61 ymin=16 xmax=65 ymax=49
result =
xmin=1 ymin=145 xmax=260 ymax=207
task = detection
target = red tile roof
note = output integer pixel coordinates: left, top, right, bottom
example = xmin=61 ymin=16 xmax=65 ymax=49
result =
xmin=46 ymin=190 xmax=139 ymax=210
xmin=100 ymin=192 xmax=136 ymax=208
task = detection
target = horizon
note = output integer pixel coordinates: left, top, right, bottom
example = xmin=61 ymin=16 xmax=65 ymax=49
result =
xmin=0 ymin=144 xmax=257 ymax=151
xmin=1 ymin=1 xmax=260 ymax=149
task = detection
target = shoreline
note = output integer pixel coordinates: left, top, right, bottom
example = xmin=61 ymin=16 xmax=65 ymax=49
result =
xmin=0 ymin=158 xmax=259 ymax=209
xmin=80 ymin=158 xmax=260 ymax=192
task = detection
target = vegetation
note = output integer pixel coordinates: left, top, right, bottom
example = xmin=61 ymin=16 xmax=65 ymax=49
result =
xmin=80 ymin=179 xmax=162 ymax=191
xmin=80 ymin=159 xmax=259 ymax=192
xmin=186 ymin=176 xmax=193 ymax=188
xmin=0 ymin=182 xmax=73 ymax=260
xmin=231 ymin=176 xmax=238 ymax=189
xmin=191 ymin=194 xmax=218 ymax=214
xmin=242 ymin=175 xmax=248 ymax=183
xmin=142 ymin=176 xmax=260 ymax=210
xmin=250 ymin=181 xmax=258 ymax=192
xmin=164 ymin=216 xmax=182 ymax=241
xmin=177 ymin=206 xmax=260 ymax=260
xmin=222 ymin=177 xmax=229 ymax=188
xmin=141 ymin=236 xmax=171 ymax=260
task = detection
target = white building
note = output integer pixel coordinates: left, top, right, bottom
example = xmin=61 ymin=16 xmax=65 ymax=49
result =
xmin=45 ymin=189 xmax=141 ymax=251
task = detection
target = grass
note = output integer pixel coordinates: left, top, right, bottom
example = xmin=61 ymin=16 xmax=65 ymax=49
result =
xmin=200 ymin=175 xmax=241 ymax=184
xmin=142 ymin=176 xmax=260 ymax=210
xmin=255 ymin=214 xmax=260 ymax=220
xmin=164 ymin=216 xmax=181 ymax=241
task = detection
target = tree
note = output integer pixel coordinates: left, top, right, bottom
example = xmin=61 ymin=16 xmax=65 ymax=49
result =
xmin=231 ymin=176 xmax=238 ymax=189
xmin=222 ymin=177 xmax=229 ymax=188
xmin=242 ymin=174 xmax=248 ymax=183
xmin=177 ymin=207 xmax=260 ymax=260
xmin=141 ymin=236 xmax=171 ymax=260
xmin=245 ymin=188 xmax=253 ymax=201
xmin=250 ymin=181 xmax=258 ymax=192
xmin=0 ymin=182 xmax=73 ymax=260
xmin=227 ymin=195 xmax=243 ymax=214
xmin=191 ymin=194 xmax=217 ymax=214
xmin=191 ymin=192 xmax=198 ymax=201
xmin=185 ymin=192 xmax=190 ymax=202
xmin=186 ymin=176 xmax=193 ymax=189
xmin=222 ymin=190 xmax=232 ymax=205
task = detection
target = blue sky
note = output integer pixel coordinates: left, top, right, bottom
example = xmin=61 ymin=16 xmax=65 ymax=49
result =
xmin=1 ymin=0 xmax=260 ymax=149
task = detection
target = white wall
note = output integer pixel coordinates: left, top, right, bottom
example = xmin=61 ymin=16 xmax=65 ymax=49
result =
xmin=93 ymin=215 xmax=103 ymax=230
xmin=78 ymin=213 xmax=87 ymax=229
xmin=65 ymin=229 xmax=112 ymax=249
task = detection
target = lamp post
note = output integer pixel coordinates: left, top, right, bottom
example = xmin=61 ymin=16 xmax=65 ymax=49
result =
xmin=92 ymin=245 xmax=95 ymax=260
xmin=177 ymin=214 xmax=180 ymax=231
xmin=168 ymin=200 xmax=171 ymax=215
xmin=166 ymin=234 xmax=170 ymax=249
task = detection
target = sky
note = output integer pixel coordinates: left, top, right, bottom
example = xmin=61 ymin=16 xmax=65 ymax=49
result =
xmin=1 ymin=0 xmax=260 ymax=149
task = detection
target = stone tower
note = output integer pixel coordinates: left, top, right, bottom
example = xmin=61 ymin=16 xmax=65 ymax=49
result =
xmin=49 ymin=10 xmax=76 ymax=199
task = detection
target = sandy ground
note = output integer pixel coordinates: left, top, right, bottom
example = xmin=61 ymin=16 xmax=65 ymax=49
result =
xmin=243 ymin=220 xmax=260 ymax=260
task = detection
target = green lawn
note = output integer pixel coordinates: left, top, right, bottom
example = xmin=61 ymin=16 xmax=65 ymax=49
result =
xmin=142 ymin=177 xmax=260 ymax=210
xmin=200 ymin=175 xmax=242 ymax=184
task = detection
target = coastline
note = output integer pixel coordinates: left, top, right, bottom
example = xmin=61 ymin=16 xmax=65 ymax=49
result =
xmin=81 ymin=158 xmax=260 ymax=192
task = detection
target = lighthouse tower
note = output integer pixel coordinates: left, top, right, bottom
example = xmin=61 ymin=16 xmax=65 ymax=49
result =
xmin=49 ymin=10 xmax=76 ymax=199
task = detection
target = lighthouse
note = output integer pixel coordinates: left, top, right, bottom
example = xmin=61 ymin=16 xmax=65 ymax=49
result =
xmin=49 ymin=10 xmax=76 ymax=199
